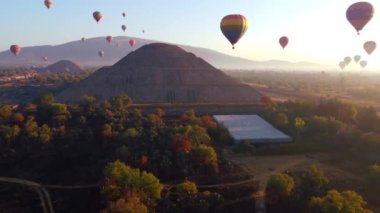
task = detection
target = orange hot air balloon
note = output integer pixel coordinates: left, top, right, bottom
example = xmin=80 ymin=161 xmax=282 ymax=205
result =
xmin=346 ymin=2 xmax=374 ymax=35
xmin=129 ymin=39 xmax=136 ymax=47
xmin=363 ymin=41 xmax=376 ymax=55
xmin=220 ymin=14 xmax=248 ymax=49
xmin=93 ymin=11 xmax=103 ymax=23
xmin=44 ymin=0 xmax=53 ymax=9
xmin=106 ymin=36 xmax=113 ymax=43
xmin=279 ymin=36 xmax=289 ymax=49
xmin=10 ymin=45 xmax=21 ymax=56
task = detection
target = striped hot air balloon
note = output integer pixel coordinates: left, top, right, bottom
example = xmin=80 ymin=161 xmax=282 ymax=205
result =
xmin=220 ymin=14 xmax=248 ymax=49
xmin=346 ymin=2 xmax=374 ymax=35
xmin=93 ymin=11 xmax=103 ymax=23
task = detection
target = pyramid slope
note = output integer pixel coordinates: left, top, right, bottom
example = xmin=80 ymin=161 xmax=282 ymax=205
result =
xmin=56 ymin=43 xmax=262 ymax=103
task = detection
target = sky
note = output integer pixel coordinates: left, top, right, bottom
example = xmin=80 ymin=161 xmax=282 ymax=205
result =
xmin=1 ymin=0 xmax=380 ymax=71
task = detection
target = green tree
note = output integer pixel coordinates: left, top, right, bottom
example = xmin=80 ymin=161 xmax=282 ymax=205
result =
xmin=102 ymin=161 xmax=163 ymax=208
xmin=176 ymin=180 xmax=198 ymax=196
xmin=309 ymin=190 xmax=372 ymax=213
xmin=294 ymin=117 xmax=305 ymax=135
xmin=0 ymin=105 xmax=12 ymax=122
xmin=110 ymin=94 xmax=132 ymax=113
xmin=39 ymin=124 xmax=52 ymax=144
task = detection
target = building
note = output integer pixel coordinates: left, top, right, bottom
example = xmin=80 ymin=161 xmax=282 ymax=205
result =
xmin=213 ymin=115 xmax=292 ymax=144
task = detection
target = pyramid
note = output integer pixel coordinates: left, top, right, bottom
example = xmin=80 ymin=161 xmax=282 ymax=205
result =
xmin=56 ymin=43 xmax=262 ymax=103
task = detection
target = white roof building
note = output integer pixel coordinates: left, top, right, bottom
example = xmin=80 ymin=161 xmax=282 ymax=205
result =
xmin=213 ymin=115 xmax=292 ymax=144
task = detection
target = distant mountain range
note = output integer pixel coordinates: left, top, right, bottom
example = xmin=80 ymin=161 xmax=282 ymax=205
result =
xmin=0 ymin=36 xmax=334 ymax=71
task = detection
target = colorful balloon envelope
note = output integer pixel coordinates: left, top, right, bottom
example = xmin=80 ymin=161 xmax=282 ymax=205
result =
xmin=346 ymin=2 xmax=374 ymax=35
xmin=220 ymin=14 xmax=248 ymax=49
xmin=363 ymin=41 xmax=376 ymax=55
xmin=93 ymin=11 xmax=103 ymax=23
xmin=360 ymin=60 xmax=367 ymax=68
xmin=129 ymin=39 xmax=136 ymax=47
xmin=10 ymin=45 xmax=21 ymax=56
xmin=44 ymin=0 xmax=53 ymax=9
xmin=353 ymin=55 xmax=361 ymax=63
xmin=344 ymin=56 xmax=352 ymax=65
xmin=339 ymin=61 xmax=346 ymax=70
xmin=106 ymin=36 xmax=113 ymax=43
xmin=42 ymin=56 xmax=48 ymax=62
xmin=279 ymin=36 xmax=289 ymax=49
xmin=122 ymin=25 xmax=127 ymax=32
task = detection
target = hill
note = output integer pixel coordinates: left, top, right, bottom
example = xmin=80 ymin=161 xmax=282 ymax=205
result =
xmin=0 ymin=37 xmax=332 ymax=71
xmin=36 ymin=60 xmax=85 ymax=74
xmin=56 ymin=43 xmax=262 ymax=103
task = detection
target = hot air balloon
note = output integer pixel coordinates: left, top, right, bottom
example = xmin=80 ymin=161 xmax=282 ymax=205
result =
xmin=98 ymin=51 xmax=105 ymax=57
xmin=122 ymin=12 xmax=126 ymax=18
xmin=344 ymin=56 xmax=352 ymax=65
xmin=81 ymin=37 xmax=86 ymax=43
xmin=122 ymin=25 xmax=127 ymax=32
xmin=42 ymin=56 xmax=48 ymax=62
xmin=106 ymin=36 xmax=113 ymax=44
xmin=44 ymin=0 xmax=53 ymax=9
xmin=279 ymin=36 xmax=289 ymax=49
xmin=364 ymin=41 xmax=376 ymax=55
xmin=339 ymin=61 xmax=346 ymax=70
xmin=10 ymin=45 xmax=21 ymax=56
xmin=220 ymin=14 xmax=248 ymax=49
xmin=129 ymin=39 xmax=136 ymax=47
xmin=346 ymin=2 xmax=374 ymax=35
xmin=93 ymin=11 xmax=103 ymax=23
xmin=354 ymin=55 xmax=361 ymax=63
xmin=360 ymin=60 xmax=367 ymax=68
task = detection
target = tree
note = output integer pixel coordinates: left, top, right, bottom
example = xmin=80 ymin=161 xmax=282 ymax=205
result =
xmin=102 ymin=197 xmax=148 ymax=213
xmin=299 ymin=165 xmax=329 ymax=198
xmin=176 ymin=180 xmax=198 ymax=196
xmin=80 ymin=96 xmax=97 ymax=112
xmin=294 ymin=117 xmax=305 ymax=135
xmin=102 ymin=124 xmax=113 ymax=139
xmin=309 ymin=190 xmax=372 ymax=213
xmin=172 ymin=135 xmax=193 ymax=154
xmin=11 ymin=112 xmax=25 ymax=124
xmin=110 ymin=94 xmax=132 ymax=113
xmin=366 ymin=164 xmax=380 ymax=192
xmin=0 ymin=105 xmax=12 ymax=122
xmin=102 ymin=161 xmax=163 ymax=208
xmin=39 ymin=124 xmax=52 ymax=144
xmin=274 ymin=113 xmax=289 ymax=129
xmin=34 ymin=93 xmax=55 ymax=105
xmin=266 ymin=173 xmax=295 ymax=197
xmin=191 ymin=145 xmax=218 ymax=174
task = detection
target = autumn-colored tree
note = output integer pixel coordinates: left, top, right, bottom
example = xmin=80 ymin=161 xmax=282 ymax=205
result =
xmin=200 ymin=115 xmax=217 ymax=129
xmin=172 ymin=135 xmax=193 ymax=154
xmin=101 ymin=197 xmax=148 ymax=213
xmin=80 ymin=95 xmax=97 ymax=112
xmin=0 ymin=105 xmax=12 ymax=122
xmin=102 ymin=161 xmax=163 ymax=208
xmin=300 ymin=165 xmax=329 ymax=197
xmin=11 ymin=112 xmax=25 ymax=124
xmin=309 ymin=190 xmax=372 ymax=213
xmin=176 ymin=180 xmax=198 ymax=196
xmin=102 ymin=124 xmax=113 ymax=139
xmin=39 ymin=124 xmax=52 ymax=144
xmin=191 ymin=144 xmax=218 ymax=174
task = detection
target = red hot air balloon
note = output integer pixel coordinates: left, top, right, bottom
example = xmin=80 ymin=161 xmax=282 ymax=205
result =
xmin=42 ymin=56 xmax=48 ymax=62
xmin=44 ymin=0 xmax=53 ymax=9
xmin=129 ymin=39 xmax=136 ymax=47
xmin=106 ymin=36 xmax=113 ymax=43
xmin=279 ymin=36 xmax=289 ymax=49
xmin=93 ymin=11 xmax=103 ymax=23
xmin=10 ymin=45 xmax=21 ymax=56
xmin=346 ymin=2 xmax=374 ymax=35
xmin=363 ymin=41 xmax=376 ymax=55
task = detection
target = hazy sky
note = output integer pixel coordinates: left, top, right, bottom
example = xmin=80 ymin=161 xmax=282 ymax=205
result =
xmin=1 ymin=0 xmax=379 ymax=70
